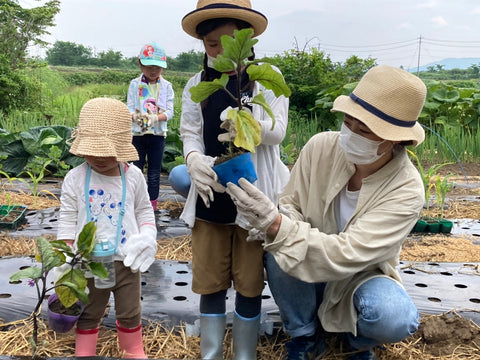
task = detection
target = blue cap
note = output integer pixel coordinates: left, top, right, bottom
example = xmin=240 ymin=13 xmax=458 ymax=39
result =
xmin=138 ymin=42 xmax=167 ymax=68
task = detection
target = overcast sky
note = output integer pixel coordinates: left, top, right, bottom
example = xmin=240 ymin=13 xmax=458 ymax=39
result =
xmin=23 ymin=0 xmax=480 ymax=69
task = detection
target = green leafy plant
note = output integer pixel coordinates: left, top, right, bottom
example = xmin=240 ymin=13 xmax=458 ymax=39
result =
xmin=407 ymin=149 xmax=453 ymax=219
xmin=17 ymin=156 xmax=57 ymax=207
xmin=9 ymin=221 xmax=107 ymax=356
xmin=434 ymin=173 xmax=455 ymax=220
xmin=189 ymin=28 xmax=291 ymax=156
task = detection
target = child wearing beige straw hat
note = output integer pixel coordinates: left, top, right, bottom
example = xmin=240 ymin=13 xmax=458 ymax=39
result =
xmin=226 ymin=65 xmax=427 ymax=360
xmin=127 ymin=41 xmax=174 ymax=211
xmin=57 ymin=97 xmax=157 ymax=358
xmin=177 ymin=1 xmax=290 ymax=359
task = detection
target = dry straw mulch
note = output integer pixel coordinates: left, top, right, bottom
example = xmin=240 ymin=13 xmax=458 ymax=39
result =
xmin=1 ymin=181 xmax=480 ymax=359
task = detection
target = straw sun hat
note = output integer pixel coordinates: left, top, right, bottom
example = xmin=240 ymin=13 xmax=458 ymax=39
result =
xmin=182 ymin=0 xmax=268 ymax=39
xmin=331 ymin=65 xmax=427 ymax=146
xmin=69 ymin=97 xmax=139 ymax=162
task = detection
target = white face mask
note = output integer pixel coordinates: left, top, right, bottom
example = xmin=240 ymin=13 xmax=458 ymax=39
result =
xmin=338 ymin=123 xmax=386 ymax=164
xmin=207 ymin=54 xmax=216 ymax=68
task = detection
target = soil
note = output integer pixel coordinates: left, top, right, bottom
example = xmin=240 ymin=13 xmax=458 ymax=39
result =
xmin=48 ymin=298 xmax=82 ymax=316
xmin=1 ymin=164 xmax=480 ymax=359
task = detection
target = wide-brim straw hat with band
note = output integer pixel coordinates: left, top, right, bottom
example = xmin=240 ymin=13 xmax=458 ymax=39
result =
xmin=69 ymin=97 xmax=139 ymax=162
xmin=182 ymin=0 xmax=268 ymax=39
xmin=331 ymin=65 xmax=426 ymax=147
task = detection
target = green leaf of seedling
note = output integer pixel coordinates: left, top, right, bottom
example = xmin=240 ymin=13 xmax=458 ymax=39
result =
xmin=230 ymin=109 xmax=262 ymax=153
xmin=212 ymin=56 xmax=237 ymax=73
xmin=251 ymin=93 xmax=276 ymax=130
xmin=38 ymin=237 xmax=62 ymax=271
xmin=56 ymin=270 xmax=88 ymax=308
xmin=247 ymin=63 xmax=292 ymax=98
xmin=88 ymin=261 xmax=108 ymax=279
xmin=190 ymin=74 xmax=229 ymax=103
xmin=214 ymin=28 xmax=258 ymax=71
xmin=50 ymin=240 xmax=73 ymax=254
xmin=9 ymin=266 xmax=42 ymax=282
xmin=77 ymin=221 xmax=96 ymax=257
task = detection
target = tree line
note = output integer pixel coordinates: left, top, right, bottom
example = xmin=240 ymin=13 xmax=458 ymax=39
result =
xmin=45 ymin=41 xmax=205 ymax=72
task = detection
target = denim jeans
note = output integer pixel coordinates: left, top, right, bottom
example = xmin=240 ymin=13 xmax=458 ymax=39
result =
xmin=132 ymin=134 xmax=165 ymax=201
xmin=168 ymin=164 xmax=191 ymax=199
xmin=264 ymin=252 xmax=419 ymax=349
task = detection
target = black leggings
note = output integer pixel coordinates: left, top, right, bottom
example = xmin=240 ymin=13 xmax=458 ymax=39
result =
xmin=200 ymin=290 xmax=262 ymax=318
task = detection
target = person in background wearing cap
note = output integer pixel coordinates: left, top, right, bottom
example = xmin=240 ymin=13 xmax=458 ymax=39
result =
xmin=58 ymin=97 xmax=157 ymax=358
xmin=177 ymin=1 xmax=290 ymax=359
xmin=226 ymin=65 xmax=427 ymax=360
xmin=127 ymin=42 xmax=174 ymax=211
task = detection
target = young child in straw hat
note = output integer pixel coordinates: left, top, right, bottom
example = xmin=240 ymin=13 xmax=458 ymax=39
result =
xmin=226 ymin=65 xmax=427 ymax=359
xmin=173 ymin=1 xmax=290 ymax=359
xmin=57 ymin=97 xmax=157 ymax=358
xmin=127 ymin=41 xmax=174 ymax=211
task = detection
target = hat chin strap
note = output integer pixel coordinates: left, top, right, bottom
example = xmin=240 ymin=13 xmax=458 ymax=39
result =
xmin=349 ymin=93 xmax=416 ymax=128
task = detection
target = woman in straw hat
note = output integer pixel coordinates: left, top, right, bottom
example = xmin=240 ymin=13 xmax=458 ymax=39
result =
xmin=177 ymin=1 xmax=289 ymax=359
xmin=226 ymin=65 xmax=426 ymax=360
xmin=58 ymin=97 xmax=157 ymax=358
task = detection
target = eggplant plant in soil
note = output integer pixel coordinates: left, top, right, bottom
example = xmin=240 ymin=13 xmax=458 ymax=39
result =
xmin=189 ymin=28 xmax=291 ymax=184
xmin=9 ymin=221 xmax=108 ymax=357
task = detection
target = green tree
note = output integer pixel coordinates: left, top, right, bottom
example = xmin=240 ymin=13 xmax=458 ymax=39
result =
xmin=0 ymin=0 xmax=60 ymax=69
xmin=173 ymin=50 xmax=204 ymax=72
xmin=96 ymin=49 xmax=123 ymax=68
xmin=0 ymin=0 xmax=60 ymax=112
xmin=46 ymin=40 xmax=93 ymax=66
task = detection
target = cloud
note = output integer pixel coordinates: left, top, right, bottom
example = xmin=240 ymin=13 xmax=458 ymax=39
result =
xmin=431 ymin=16 xmax=448 ymax=27
xmin=473 ymin=6 xmax=480 ymax=14
xmin=398 ymin=23 xmax=413 ymax=30
xmin=417 ymin=0 xmax=437 ymax=9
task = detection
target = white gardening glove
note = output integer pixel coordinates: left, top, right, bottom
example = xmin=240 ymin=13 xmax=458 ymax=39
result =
xmin=120 ymin=225 xmax=157 ymax=273
xmin=186 ymin=152 xmax=226 ymax=208
xmin=144 ymin=109 xmax=157 ymax=127
xmin=218 ymin=106 xmax=237 ymax=143
xmin=132 ymin=109 xmax=143 ymax=126
xmin=246 ymin=228 xmax=265 ymax=242
xmin=226 ymin=177 xmax=279 ymax=233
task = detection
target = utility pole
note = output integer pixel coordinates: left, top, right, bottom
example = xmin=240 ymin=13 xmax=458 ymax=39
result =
xmin=416 ymin=35 xmax=422 ymax=76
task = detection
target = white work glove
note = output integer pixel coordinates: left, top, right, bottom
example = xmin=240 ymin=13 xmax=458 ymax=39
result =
xmin=132 ymin=109 xmax=143 ymax=126
xmin=186 ymin=152 xmax=226 ymax=208
xmin=246 ymin=228 xmax=265 ymax=242
xmin=144 ymin=109 xmax=157 ymax=127
xmin=226 ymin=177 xmax=279 ymax=233
xmin=120 ymin=226 xmax=157 ymax=273
xmin=218 ymin=106 xmax=237 ymax=143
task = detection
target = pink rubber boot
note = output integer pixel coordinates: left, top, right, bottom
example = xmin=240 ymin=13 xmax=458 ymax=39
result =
xmin=116 ymin=321 xmax=147 ymax=359
xmin=150 ymin=199 xmax=157 ymax=211
xmin=75 ymin=328 xmax=98 ymax=357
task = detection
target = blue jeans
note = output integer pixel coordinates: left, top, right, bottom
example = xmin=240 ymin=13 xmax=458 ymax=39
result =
xmin=168 ymin=164 xmax=191 ymax=198
xmin=264 ymin=252 xmax=419 ymax=349
xmin=132 ymin=134 xmax=165 ymax=201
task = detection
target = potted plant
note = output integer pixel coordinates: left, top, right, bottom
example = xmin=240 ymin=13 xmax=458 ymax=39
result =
xmin=189 ymin=28 xmax=291 ymax=186
xmin=407 ymin=149 xmax=455 ymax=233
xmin=9 ymin=221 xmax=108 ymax=357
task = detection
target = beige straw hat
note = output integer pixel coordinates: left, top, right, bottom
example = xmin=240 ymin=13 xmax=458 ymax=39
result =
xmin=182 ymin=0 xmax=268 ymax=39
xmin=331 ymin=65 xmax=426 ymax=146
xmin=69 ymin=97 xmax=139 ymax=162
